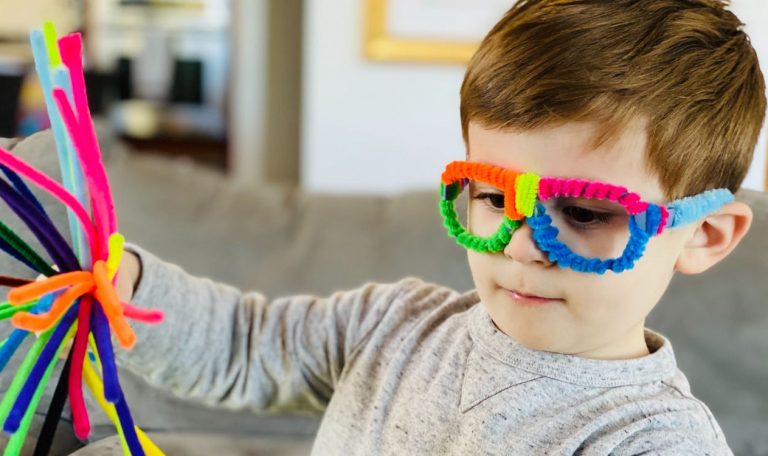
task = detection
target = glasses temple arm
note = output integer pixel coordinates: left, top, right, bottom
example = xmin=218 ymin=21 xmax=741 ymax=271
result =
xmin=663 ymin=188 xmax=735 ymax=229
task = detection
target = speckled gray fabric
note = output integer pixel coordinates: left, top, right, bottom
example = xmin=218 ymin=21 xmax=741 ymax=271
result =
xmin=70 ymin=433 xmax=313 ymax=456
xmin=115 ymin=244 xmax=733 ymax=455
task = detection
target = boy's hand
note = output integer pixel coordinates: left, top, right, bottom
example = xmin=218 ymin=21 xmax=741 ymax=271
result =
xmin=115 ymin=251 xmax=142 ymax=304
xmin=33 ymin=251 xmax=142 ymax=358
xmin=35 ymin=251 xmax=142 ymax=307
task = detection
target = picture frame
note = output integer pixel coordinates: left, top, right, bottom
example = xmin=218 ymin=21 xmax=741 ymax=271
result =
xmin=363 ymin=0 xmax=510 ymax=64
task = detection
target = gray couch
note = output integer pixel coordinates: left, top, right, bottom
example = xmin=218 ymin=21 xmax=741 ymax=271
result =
xmin=0 ymin=130 xmax=766 ymax=455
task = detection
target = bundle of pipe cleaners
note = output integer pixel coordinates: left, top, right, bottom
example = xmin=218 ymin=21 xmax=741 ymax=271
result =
xmin=0 ymin=22 xmax=164 ymax=455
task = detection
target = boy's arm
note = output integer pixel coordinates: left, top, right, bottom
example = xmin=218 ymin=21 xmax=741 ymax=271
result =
xmin=113 ymin=244 xmax=420 ymax=414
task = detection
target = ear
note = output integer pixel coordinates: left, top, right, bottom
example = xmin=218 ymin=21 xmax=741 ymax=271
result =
xmin=675 ymin=201 xmax=753 ymax=275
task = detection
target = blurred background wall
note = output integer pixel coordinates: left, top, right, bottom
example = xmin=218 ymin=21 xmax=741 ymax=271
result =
xmin=0 ymin=0 xmax=765 ymax=195
xmin=301 ymin=0 xmax=768 ymax=194
xmin=301 ymin=0 xmax=465 ymax=194
xmin=724 ymin=0 xmax=767 ymax=194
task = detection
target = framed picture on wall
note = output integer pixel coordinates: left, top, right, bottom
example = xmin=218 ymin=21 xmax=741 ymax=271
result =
xmin=364 ymin=0 xmax=513 ymax=63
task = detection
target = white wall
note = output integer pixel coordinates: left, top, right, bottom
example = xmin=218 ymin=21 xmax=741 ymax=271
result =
xmin=302 ymin=0 xmax=767 ymax=195
xmin=301 ymin=0 xmax=465 ymax=195
xmin=731 ymin=0 xmax=768 ymax=192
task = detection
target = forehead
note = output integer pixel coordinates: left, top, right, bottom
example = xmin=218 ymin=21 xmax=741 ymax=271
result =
xmin=466 ymin=121 xmax=666 ymax=203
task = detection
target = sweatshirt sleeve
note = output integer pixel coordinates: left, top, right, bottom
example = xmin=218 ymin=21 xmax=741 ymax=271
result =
xmin=114 ymin=243 xmax=425 ymax=415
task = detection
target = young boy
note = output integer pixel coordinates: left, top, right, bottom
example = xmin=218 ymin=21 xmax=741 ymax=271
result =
xmin=114 ymin=0 xmax=764 ymax=454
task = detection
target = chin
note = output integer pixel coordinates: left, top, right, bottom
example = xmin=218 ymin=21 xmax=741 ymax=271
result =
xmin=482 ymin=300 xmax=572 ymax=353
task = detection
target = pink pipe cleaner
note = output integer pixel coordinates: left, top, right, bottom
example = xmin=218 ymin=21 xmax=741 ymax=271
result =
xmin=0 ymin=147 xmax=97 ymax=254
xmin=57 ymin=34 xmax=117 ymax=259
xmin=69 ymin=296 xmax=92 ymax=438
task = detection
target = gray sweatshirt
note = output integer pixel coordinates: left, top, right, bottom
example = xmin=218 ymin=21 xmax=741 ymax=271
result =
xmin=117 ymin=245 xmax=733 ymax=455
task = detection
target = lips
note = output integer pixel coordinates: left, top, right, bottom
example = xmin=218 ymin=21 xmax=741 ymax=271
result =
xmin=502 ymin=287 xmax=562 ymax=304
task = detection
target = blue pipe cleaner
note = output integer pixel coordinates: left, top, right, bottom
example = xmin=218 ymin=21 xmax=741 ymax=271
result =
xmin=0 ymin=331 xmax=30 ymax=375
xmin=91 ymin=304 xmax=145 ymax=454
xmin=0 ymin=177 xmax=79 ymax=272
xmin=92 ymin=304 xmax=121 ymax=403
xmin=0 ymin=292 xmax=59 ymax=374
xmin=4 ymin=301 xmax=79 ymax=433
xmin=631 ymin=203 xmax=663 ymax=235
xmin=0 ymin=164 xmax=51 ymax=223
xmin=528 ymin=202 xmax=652 ymax=274
xmin=114 ymin=394 xmax=145 ymax=456
xmin=666 ymin=189 xmax=734 ymax=229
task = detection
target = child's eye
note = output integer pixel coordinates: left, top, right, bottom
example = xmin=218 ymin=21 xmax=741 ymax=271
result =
xmin=473 ymin=192 xmax=505 ymax=210
xmin=562 ymin=206 xmax=612 ymax=229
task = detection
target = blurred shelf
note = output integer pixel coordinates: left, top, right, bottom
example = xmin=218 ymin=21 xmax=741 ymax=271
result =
xmin=110 ymin=100 xmax=226 ymax=139
xmin=0 ymin=42 xmax=33 ymax=70
xmin=119 ymin=0 xmax=207 ymax=9
xmin=110 ymin=99 xmax=227 ymax=169
xmin=121 ymin=135 xmax=227 ymax=170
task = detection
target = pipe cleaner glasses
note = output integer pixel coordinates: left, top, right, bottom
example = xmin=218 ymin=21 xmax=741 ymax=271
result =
xmin=439 ymin=161 xmax=735 ymax=274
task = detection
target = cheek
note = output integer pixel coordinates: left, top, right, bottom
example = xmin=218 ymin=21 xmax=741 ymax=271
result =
xmin=639 ymin=229 xmax=688 ymax=277
xmin=578 ymin=230 xmax=682 ymax=297
xmin=468 ymin=203 xmax=505 ymax=237
xmin=565 ymin=258 xmax=673 ymax=323
xmin=466 ymin=250 xmax=487 ymax=280
xmin=466 ymin=250 xmax=496 ymax=293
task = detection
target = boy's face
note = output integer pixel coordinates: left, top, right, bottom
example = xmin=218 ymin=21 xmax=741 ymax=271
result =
xmin=466 ymin=120 xmax=695 ymax=360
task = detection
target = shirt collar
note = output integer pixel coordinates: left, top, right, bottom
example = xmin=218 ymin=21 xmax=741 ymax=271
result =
xmin=461 ymin=304 xmax=679 ymax=412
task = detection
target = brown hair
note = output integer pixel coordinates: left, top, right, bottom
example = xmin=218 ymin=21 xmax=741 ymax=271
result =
xmin=460 ymin=0 xmax=765 ymax=199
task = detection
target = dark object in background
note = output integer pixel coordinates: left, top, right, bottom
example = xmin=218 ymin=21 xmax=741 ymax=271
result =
xmin=170 ymin=58 xmax=203 ymax=105
xmin=0 ymin=73 xmax=23 ymax=137
xmin=84 ymin=70 xmax=119 ymax=116
xmin=116 ymin=56 xmax=133 ymax=100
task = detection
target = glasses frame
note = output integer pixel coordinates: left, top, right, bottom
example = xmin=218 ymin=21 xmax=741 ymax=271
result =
xmin=439 ymin=161 xmax=734 ymax=274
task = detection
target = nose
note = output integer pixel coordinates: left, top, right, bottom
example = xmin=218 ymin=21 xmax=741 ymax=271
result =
xmin=503 ymin=221 xmax=552 ymax=265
